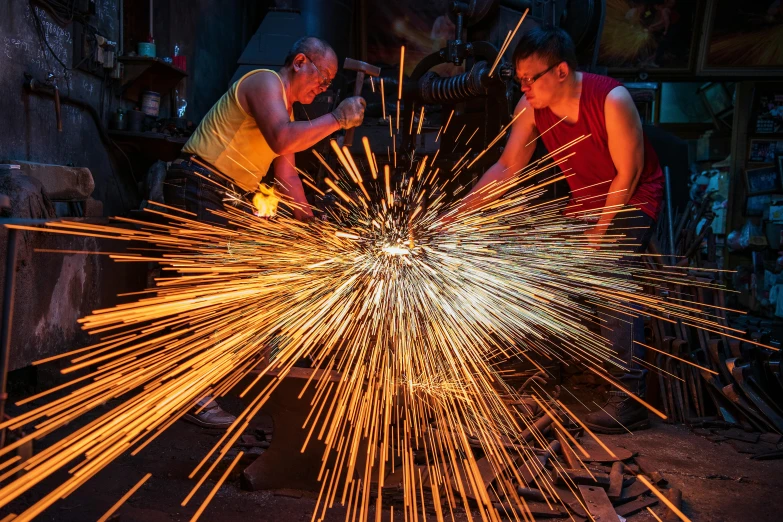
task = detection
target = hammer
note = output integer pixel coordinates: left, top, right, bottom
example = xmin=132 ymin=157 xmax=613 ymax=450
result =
xmin=343 ymin=57 xmax=380 ymax=146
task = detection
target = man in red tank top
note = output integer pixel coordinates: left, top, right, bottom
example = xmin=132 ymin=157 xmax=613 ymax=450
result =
xmin=457 ymin=27 xmax=664 ymax=434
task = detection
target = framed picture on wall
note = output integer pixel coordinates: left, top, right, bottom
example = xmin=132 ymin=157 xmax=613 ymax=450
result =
xmin=697 ymin=82 xmax=734 ymax=129
xmin=745 ymin=165 xmax=783 ymax=195
xmin=597 ymin=0 xmax=704 ymax=74
xmin=752 ymin=88 xmax=783 ymax=134
xmin=697 ymin=1 xmax=783 ymax=75
xmin=626 ymin=83 xmax=660 ymax=125
xmin=749 ymin=139 xmax=783 ymax=163
xmin=745 ymin=193 xmax=782 ymax=217
xmin=365 ymin=1 xmax=465 ymax=78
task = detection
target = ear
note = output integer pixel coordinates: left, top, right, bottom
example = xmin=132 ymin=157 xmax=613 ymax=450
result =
xmin=293 ymin=53 xmax=307 ymax=72
xmin=556 ymin=62 xmax=569 ymax=81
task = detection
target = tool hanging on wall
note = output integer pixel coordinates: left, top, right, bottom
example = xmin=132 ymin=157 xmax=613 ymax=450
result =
xmin=46 ymin=73 xmax=62 ymax=132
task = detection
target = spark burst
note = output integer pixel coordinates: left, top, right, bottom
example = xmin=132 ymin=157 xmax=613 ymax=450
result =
xmin=0 ymin=103 xmax=745 ymax=522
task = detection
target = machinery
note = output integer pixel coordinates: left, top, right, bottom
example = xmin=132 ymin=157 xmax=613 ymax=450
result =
xmin=380 ymin=0 xmax=607 ymax=182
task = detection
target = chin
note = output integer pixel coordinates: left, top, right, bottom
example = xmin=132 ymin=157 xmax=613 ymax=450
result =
xmin=304 ymin=92 xmax=318 ymax=105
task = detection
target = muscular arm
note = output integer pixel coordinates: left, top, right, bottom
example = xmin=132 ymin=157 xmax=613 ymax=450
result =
xmin=274 ymin=154 xmax=314 ymax=221
xmin=453 ymin=97 xmax=538 ymax=217
xmin=593 ymin=86 xmax=646 ymax=233
xmin=240 ymin=72 xmax=340 ymax=156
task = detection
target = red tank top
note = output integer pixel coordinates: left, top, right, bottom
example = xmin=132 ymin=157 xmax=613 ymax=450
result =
xmin=533 ymin=73 xmax=663 ymax=220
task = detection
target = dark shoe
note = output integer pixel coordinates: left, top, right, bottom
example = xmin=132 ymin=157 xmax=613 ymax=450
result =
xmin=183 ymin=402 xmax=236 ymax=429
xmin=584 ymin=391 xmax=650 ymax=434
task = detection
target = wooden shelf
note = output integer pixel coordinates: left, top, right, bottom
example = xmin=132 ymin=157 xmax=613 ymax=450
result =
xmin=748 ymin=133 xmax=783 ymax=139
xmin=119 ymin=56 xmax=188 ymax=103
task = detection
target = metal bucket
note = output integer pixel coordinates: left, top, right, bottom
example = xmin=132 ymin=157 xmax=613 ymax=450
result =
xmin=140 ymin=91 xmax=161 ymax=117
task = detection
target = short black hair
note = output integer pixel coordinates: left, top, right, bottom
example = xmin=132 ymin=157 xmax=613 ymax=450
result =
xmin=284 ymin=36 xmax=335 ymax=66
xmin=512 ymin=27 xmax=578 ymax=72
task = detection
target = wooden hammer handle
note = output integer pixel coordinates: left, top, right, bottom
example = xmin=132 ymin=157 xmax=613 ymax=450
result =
xmin=54 ymin=85 xmax=62 ymax=132
xmin=344 ymin=71 xmax=365 ymax=147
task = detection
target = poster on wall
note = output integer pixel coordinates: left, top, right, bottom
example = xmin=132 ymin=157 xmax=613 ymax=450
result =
xmin=597 ymin=0 xmax=703 ymax=73
xmin=745 ymin=165 xmax=783 ymax=195
xmin=366 ymin=1 xmax=464 ymax=77
xmin=698 ymin=0 xmax=783 ymax=75
xmin=753 ymin=90 xmax=783 ymax=134
xmin=749 ymin=139 xmax=783 ymax=163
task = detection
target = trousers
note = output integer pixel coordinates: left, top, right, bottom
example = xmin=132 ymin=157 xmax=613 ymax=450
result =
xmin=163 ymin=160 xmax=232 ymax=226
xmin=599 ymin=209 xmax=656 ymax=393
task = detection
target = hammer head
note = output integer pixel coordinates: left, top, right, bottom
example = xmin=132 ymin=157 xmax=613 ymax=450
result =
xmin=343 ymin=57 xmax=381 ymax=77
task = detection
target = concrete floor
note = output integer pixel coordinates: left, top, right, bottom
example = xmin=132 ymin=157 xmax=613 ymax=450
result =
xmin=5 ymin=397 xmax=782 ymax=522
xmin=600 ymin=423 xmax=783 ymax=522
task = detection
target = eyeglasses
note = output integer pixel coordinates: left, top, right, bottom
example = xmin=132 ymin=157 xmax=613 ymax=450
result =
xmin=304 ymin=55 xmax=332 ymax=89
xmin=518 ymin=63 xmax=558 ymax=87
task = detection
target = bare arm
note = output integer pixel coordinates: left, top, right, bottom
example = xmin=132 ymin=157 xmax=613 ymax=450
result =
xmin=453 ymin=97 xmax=538 ymax=217
xmin=274 ymin=154 xmax=314 ymax=221
xmin=591 ymin=86 xmax=646 ymax=234
xmin=239 ymin=72 xmax=340 ymax=156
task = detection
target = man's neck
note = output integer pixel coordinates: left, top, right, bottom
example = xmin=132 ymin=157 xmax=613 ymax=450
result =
xmin=547 ymin=71 xmax=582 ymax=122
xmin=278 ymin=66 xmax=296 ymax=109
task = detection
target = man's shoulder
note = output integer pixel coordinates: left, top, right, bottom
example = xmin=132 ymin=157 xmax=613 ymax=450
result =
xmin=514 ymin=95 xmax=533 ymax=113
xmin=581 ymin=71 xmax=621 ymax=85
xmin=604 ymin=85 xmax=634 ymax=108
xmin=582 ymin=72 xmax=623 ymax=99
xmin=239 ymin=69 xmax=281 ymax=92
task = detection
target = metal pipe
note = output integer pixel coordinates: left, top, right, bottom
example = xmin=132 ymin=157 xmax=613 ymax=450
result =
xmin=0 ymin=228 xmax=19 ymax=449
xmin=663 ymin=165 xmax=676 ymax=265
xmin=417 ymin=61 xmax=493 ymax=104
xmin=454 ymin=5 xmax=464 ymax=42
xmin=119 ymin=0 xmax=124 ymax=56
xmin=588 ymin=0 xmax=607 ymax=72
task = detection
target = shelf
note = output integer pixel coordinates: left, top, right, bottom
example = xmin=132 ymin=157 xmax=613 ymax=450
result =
xmin=748 ymin=133 xmax=783 ymax=139
xmin=119 ymin=56 xmax=188 ymax=103
xmin=109 ymin=130 xmax=188 ymax=162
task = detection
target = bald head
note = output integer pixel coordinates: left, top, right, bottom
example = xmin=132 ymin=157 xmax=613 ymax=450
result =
xmin=283 ymin=36 xmax=338 ymax=105
xmin=284 ymin=36 xmax=336 ymax=66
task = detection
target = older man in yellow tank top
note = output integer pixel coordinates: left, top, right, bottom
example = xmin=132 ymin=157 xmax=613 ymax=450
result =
xmin=167 ymin=36 xmax=365 ymax=223
xmin=167 ymin=36 xmax=365 ymax=428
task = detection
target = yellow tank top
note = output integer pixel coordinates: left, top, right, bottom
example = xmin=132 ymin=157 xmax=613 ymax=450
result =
xmin=182 ymin=69 xmax=293 ymax=192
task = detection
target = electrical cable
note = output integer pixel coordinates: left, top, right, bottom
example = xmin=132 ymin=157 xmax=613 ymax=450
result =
xmin=31 ymin=0 xmax=86 ymax=26
xmin=29 ymin=0 xmax=70 ymax=76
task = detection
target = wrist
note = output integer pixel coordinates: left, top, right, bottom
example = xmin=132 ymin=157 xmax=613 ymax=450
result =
xmin=330 ymin=111 xmax=344 ymax=130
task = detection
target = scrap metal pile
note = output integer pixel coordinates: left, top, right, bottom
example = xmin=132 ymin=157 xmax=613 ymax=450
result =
xmin=373 ymin=376 xmax=684 ymax=521
xmin=644 ymin=191 xmax=783 ymax=441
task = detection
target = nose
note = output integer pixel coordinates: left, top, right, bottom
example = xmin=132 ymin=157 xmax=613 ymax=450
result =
xmin=520 ymin=83 xmax=531 ymax=94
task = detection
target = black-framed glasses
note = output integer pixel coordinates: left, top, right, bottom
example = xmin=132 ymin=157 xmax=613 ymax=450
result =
xmin=519 ymin=63 xmax=558 ymax=87
xmin=304 ymin=55 xmax=332 ymax=89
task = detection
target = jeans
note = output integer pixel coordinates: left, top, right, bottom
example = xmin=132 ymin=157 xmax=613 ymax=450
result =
xmin=599 ymin=209 xmax=656 ymax=393
xmin=163 ymin=162 xmax=237 ymax=413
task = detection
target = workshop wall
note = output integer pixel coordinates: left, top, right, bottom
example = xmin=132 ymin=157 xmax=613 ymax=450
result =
xmin=0 ymin=1 xmax=143 ymax=373
xmin=0 ymin=0 xmax=138 ymax=216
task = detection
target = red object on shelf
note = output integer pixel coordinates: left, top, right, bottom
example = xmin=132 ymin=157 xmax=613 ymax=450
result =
xmin=173 ymin=56 xmax=187 ymax=72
